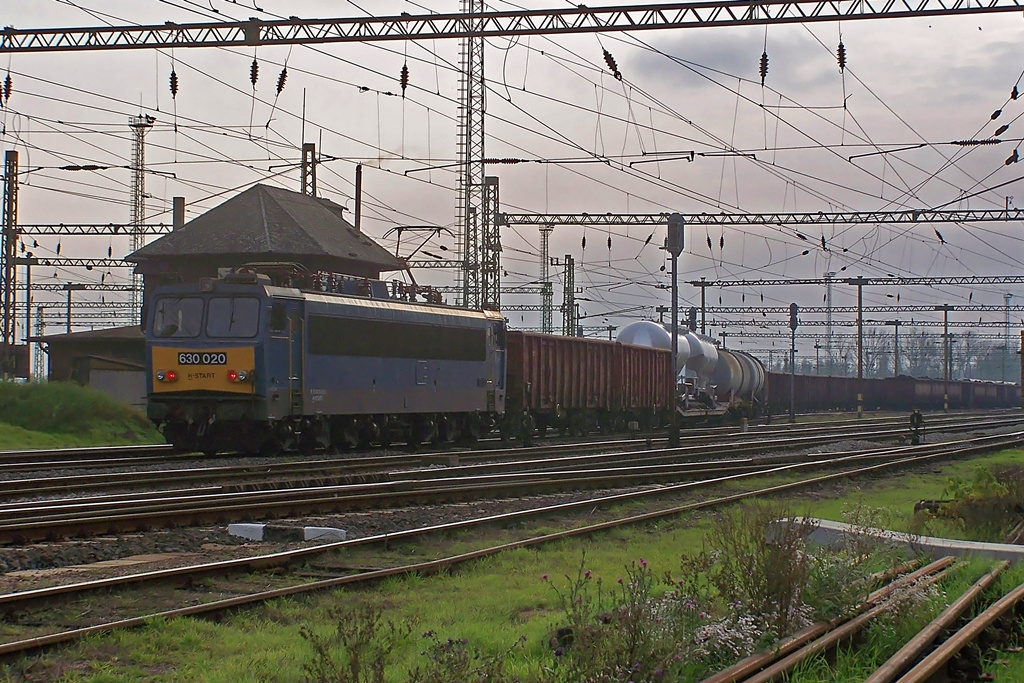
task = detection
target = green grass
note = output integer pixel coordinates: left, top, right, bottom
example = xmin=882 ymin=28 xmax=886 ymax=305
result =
xmin=0 ymin=380 xmax=162 ymax=448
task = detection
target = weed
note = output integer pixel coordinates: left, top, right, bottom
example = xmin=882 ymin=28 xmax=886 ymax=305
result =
xmin=301 ymin=604 xmax=411 ymax=683
xmin=407 ymin=631 xmax=526 ymax=682
xmin=678 ymin=503 xmax=821 ymax=638
xmin=936 ymin=465 xmax=1024 ymax=540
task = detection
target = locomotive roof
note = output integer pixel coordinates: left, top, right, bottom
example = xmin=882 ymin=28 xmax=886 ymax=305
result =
xmin=151 ymin=281 xmax=505 ymax=324
xmin=127 ymin=184 xmax=403 ymax=273
xmin=298 ymin=289 xmax=506 ymax=324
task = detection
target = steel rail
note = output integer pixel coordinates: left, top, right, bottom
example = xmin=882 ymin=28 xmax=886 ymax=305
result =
xmin=0 ymin=421 xmax=1007 ymax=531
xmin=864 ymin=561 xmax=1009 ymax=683
xmin=700 ymin=559 xmax=947 ymax=683
xmin=3 ymin=413 xmax=1005 ymax=499
xmin=741 ymin=566 xmax=954 ymax=683
xmin=0 ymin=429 xmax=1011 ymax=659
xmin=0 ymin=427 xmax=1019 ymax=547
xmin=893 ymin=577 xmax=1024 ymax=682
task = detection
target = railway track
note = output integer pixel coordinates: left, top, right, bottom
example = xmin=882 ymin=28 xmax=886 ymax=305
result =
xmin=0 ymin=415 xmax=1020 ymax=544
xmin=0 ymin=412 xmax=1016 ymax=498
xmin=0 ymin=426 xmax=1020 ymax=663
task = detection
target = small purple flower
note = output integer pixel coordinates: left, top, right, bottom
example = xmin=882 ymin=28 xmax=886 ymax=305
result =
xmin=554 ymin=646 xmax=564 ymax=657
xmin=618 ymin=577 xmax=624 ymax=584
xmin=584 ymin=570 xmax=593 ymax=579
xmin=640 ymin=558 xmax=648 ymax=567
xmin=542 ymin=574 xmax=548 ymax=580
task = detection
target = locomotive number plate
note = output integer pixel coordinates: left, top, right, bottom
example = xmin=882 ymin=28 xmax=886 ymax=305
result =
xmin=178 ymin=352 xmax=227 ymax=365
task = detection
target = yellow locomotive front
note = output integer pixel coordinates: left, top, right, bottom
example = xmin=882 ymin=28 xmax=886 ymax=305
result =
xmin=146 ymin=279 xmax=267 ymax=455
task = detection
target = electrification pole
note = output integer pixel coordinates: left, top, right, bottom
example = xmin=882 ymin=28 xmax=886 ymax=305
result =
xmin=129 ymin=115 xmax=154 ymax=325
xmin=456 ymin=0 xmax=486 ymax=309
xmin=789 ymin=303 xmax=798 ymax=423
xmin=935 ymin=303 xmax=954 ymax=412
xmin=1 ymin=150 xmax=18 ymax=379
xmin=667 ymin=213 xmax=684 ymax=448
xmin=540 ymin=226 xmax=553 ymax=334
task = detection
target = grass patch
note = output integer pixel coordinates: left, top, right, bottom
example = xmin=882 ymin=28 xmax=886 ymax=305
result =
xmin=0 ymin=381 xmax=162 ymax=448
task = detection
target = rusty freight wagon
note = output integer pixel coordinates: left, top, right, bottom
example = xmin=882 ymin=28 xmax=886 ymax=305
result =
xmin=503 ymin=331 xmax=674 ymax=438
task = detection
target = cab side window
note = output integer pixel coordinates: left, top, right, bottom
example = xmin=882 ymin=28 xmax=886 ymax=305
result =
xmin=270 ymin=302 xmax=287 ymax=332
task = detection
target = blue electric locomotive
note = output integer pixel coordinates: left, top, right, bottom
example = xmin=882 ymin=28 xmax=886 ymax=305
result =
xmin=145 ymin=269 xmax=506 ymax=454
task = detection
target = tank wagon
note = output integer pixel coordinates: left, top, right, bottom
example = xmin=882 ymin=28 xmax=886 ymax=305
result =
xmin=145 ymin=269 xmax=505 ymax=454
xmin=617 ymin=320 xmax=768 ymax=417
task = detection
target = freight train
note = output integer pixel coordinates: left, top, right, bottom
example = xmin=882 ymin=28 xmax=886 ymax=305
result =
xmin=144 ymin=266 xmax=1018 ymax=454
xmin=145 ymin=267 xmax=692 ymax=454
xmin=765 ymin=372 xmax=1020 ymax=414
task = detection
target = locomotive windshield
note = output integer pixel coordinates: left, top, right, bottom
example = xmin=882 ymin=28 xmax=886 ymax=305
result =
xmin=152 ymin=297 xmax=204 ymax=338
xmin=206 ymin=297 xmax=260 ymax=338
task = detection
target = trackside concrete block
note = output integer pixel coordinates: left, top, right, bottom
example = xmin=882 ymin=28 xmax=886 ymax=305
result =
xmin=228 ymin=523 xmax=347 ymax=542
xmin=228 ymin=523 xmax=266 ymax=541
xmin=781 ymin=517 xmax=1024 ymax=564
xmin=304 ymin=526 xmax=347 ymax=541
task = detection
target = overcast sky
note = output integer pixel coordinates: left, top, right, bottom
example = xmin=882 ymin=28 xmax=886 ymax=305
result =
xmin=3 ymin=1 xmax=1024 ymax=357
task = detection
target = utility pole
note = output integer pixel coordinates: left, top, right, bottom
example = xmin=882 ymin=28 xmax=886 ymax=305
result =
xmin=129 ymin=115 xmax=154 ymax=325
xmin=789 ymin=303 xmax=798 ymax=423
xmin=480 ymin=176 xmax=500 ymax=309
xmin=695 ymin=277 xmax=708 ymax=335
xmin=935 ymin=303 xmax=954 ymax=412
xmin=539 ymin=226 xmax=553 ymax=334
xmin=1 ymin=150 xmax=18 ymax=379
xmin=825 ymin=271 xmax=835 ymax=374
xmin=14 ymin=256 xmax=37 ymax=379
xmin=456 ymin=0 xmax=486 ymax=309
xmin=1004 ymin=293 xmax=1013 ymax=382
xmin=667 ymin=213 xmax=684 ymax=448
xmin=884 ymin=319 xmax=902 ymax=377
xmin=300 ymin=142 xmax=316 ymax=196
xmin=849 ymin=276 xmax=869 ymax=417
xmin=63 ymin=283 xmax=86 ymax=334
xmin=33 ymin=306 xmax=44 ymax=380
xmin=557 ymin=255 xmax=577 ymax=337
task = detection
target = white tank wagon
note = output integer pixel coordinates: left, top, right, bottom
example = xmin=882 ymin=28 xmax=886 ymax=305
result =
xmin=710 ymin=348 xmax=767 ymax=405
xmin=617 ymin=322 xmax=767 ymax=415
xmin=681 ymin=331 xmax=718 ymax=388
xmin=617 ymin=320 xmax=690 ymax=370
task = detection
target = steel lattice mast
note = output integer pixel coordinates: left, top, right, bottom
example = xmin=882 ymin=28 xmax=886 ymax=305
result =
xmin=129 ymin=115 xmax=153 ymax=324
xmin=456 ymin=0 xmax=485 ymax=308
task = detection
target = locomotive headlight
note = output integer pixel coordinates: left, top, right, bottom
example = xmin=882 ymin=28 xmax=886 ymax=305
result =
xmin=227 ymin=369 xmax=249 ymax=382
xmin=156 ymin=370 xmax=177 ymax=382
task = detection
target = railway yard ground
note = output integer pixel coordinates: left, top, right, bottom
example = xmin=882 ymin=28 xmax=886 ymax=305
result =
xmin=1 ymin=399 xmax=1024 ymax=679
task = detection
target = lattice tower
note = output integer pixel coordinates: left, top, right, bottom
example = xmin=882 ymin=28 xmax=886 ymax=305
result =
xmin=456 ymin=0 xmax=485 ymax=308
xmin=129 ymin=115 xmax=154 ymax=324
xmin=540 ymin=226 xmax=553 ymax=334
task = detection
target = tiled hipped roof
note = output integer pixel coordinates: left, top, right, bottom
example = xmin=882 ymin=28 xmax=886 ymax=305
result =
xmin=127 ymin=184 xmax=403 ymax=272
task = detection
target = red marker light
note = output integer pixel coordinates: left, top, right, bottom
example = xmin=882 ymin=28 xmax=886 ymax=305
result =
xmin=227 ymin=370 xmax=238 ymax=382
xmin=165 ymin=370 xmax=177 ymax=382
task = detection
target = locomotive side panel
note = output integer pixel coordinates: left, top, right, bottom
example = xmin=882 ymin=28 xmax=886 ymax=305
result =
xmin=301 ymin=296 xmax=505 ymax=416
